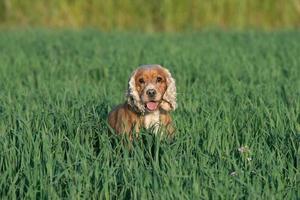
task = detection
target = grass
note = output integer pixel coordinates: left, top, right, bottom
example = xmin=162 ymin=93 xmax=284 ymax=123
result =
xmin=0 ymin=29 xmax=299 ymax=199
xmin=1 ymin=0 xmax=300 ymax=31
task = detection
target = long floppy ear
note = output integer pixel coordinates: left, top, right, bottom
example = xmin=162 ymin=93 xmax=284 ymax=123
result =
xmin=126 ymin=69 xmax=145 ymax=114
xmin=160 ymin=67 xmax=177 ymax=111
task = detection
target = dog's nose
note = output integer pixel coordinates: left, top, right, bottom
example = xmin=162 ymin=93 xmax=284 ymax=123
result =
xmin=146 ymin=89 xmax=156 ymax=98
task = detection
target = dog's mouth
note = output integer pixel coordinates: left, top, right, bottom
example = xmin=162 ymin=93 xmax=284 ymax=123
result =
xmin=145 ymin=101 xmax=159 ymax=111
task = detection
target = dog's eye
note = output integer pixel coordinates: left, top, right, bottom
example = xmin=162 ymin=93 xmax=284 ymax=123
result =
xmin=156 ymin=77 xmax=162 ymax=83
xmin=139 ymin=78 xmax=145 ymax=84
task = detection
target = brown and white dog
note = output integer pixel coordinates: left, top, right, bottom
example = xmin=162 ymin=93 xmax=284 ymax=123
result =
xmin=108 ymin=64 xmax=176 ymax=138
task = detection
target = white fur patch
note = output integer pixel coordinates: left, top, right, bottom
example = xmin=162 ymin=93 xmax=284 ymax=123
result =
xmin=144 ymin=110 xmax=160 ymax=134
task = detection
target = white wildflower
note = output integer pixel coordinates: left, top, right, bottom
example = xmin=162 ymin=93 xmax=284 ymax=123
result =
xmin=230 ymin=171 xmax=238 ymax=176
xmin=238 ymin=146 xmax=250 ymax=154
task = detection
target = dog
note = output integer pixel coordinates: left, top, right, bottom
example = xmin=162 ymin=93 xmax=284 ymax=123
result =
xmin=108 ymin=64 xmax=176 ymax=138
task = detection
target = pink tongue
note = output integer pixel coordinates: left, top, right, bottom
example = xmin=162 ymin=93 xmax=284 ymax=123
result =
xmin=146 ymin=102 xmax=158 ymax=111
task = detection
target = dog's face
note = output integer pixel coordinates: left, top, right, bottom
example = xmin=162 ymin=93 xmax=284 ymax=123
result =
xmin=127 ymin=65 xmax=176 ymax=113
xmin=134 ymin=67 xmax=168 ymax=112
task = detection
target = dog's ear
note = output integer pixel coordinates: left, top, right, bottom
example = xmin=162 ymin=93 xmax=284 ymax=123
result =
xmin=126 ymin=69 xmax=145 ymax=113
xmin=160 ymin=67 xmax=176 ymax=111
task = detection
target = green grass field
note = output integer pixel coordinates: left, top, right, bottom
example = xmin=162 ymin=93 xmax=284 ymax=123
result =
xmin=0 ymin=30 xmax=299 ymax=199
xmin=1 ymin=0 xmax=300 ymax=31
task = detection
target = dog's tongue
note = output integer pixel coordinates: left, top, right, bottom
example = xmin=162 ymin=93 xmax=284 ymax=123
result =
xmin=146 ymin=101 xmax=158 ymax=111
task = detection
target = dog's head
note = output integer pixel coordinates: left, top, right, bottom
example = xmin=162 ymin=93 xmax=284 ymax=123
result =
xmin=127 ymin=64 xmax=176 ymax=114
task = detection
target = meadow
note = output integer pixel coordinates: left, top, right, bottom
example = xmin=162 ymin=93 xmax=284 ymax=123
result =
xmin=1 ymin=0 xmax=300 ymax=31
xmin=0 ymin=29 xmax=299 ymax=199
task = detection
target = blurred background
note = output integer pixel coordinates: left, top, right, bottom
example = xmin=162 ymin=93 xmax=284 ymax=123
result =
xmin=0 ymin=0 xmax=300 ymax=31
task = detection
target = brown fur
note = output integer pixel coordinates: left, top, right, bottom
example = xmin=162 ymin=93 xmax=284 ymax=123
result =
xmin=108 ymin=64 xmax=176 ymax=138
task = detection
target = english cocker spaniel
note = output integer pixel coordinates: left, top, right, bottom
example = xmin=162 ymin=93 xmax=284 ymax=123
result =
xmin=108 ymin=64 xmax=176 ymax=138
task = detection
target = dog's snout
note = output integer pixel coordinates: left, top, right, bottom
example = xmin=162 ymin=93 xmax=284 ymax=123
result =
xmin=146 ymin=89 xmax=156 ymax=97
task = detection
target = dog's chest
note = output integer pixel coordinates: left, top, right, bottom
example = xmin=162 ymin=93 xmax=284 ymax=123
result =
xmin=143 ymin=111 xmax=160 ymax=131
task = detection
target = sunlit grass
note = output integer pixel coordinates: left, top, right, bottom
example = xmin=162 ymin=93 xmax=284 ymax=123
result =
xmin=0 ymin=30 xmax=299 ymax=199
xmin=0 ymin=0 xmax=300 ymax=31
